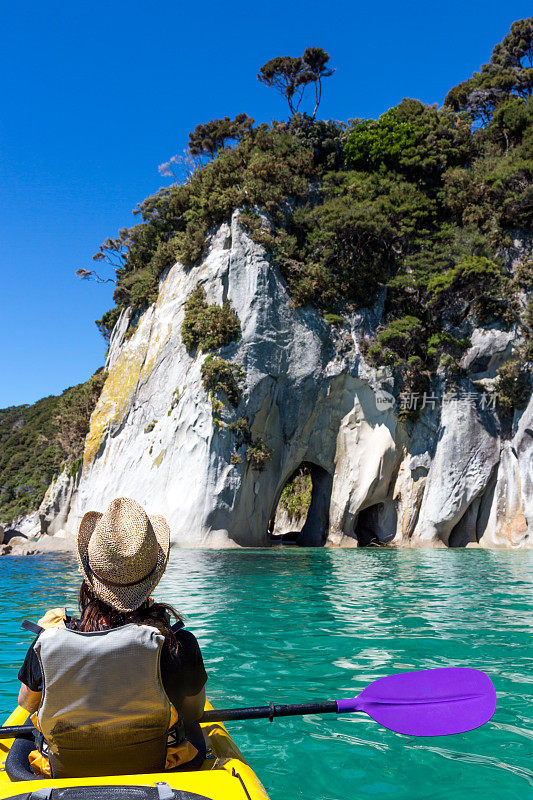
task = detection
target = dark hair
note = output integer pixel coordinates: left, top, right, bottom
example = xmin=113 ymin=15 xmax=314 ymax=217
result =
xmin=73 ymin=580 xmax=183 ymax=654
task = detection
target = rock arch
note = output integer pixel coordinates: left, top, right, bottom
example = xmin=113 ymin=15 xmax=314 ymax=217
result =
xmin=270 ymin=461 xmax=333 ymax=546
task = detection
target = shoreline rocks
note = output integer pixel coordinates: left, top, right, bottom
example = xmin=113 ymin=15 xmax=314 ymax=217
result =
xmin=0 ymin=532 xmax=75 ymax=556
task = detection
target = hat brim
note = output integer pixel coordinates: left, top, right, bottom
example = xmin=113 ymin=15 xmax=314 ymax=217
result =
xmin=77 ymin=509 xmax=170 ymax=613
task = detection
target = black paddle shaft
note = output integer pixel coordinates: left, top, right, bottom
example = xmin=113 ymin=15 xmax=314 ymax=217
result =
xmin=201 ymin=700 xmax=338 ymax=723
xmin=0 ymin=704 xmax=339 ymax=738
xmin=0 ymin=725 xmax=35 ymax=740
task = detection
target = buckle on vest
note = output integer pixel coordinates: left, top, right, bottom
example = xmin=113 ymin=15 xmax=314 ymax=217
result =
xmin=167 ymin=718 xmax=186 ymax=746
xmin=33 ymin=729 xmax=45 ymax=753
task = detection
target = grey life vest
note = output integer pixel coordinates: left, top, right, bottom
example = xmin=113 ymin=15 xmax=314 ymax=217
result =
xmin=33 ymin=623 xmax=172 ymax=778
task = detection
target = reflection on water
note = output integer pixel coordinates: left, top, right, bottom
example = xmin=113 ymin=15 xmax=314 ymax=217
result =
xmin=0 ymin=549 xmax=532 ymax=800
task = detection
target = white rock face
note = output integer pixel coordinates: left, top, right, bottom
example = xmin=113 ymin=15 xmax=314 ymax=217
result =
xmin=39 ymin=468 xmax=78 ymax=536
xmin=0 ymin=490 xmax=76 ymax=554
xmin=411 ymin=394 xmax=501 ymax=546
xmin=271 ymin=506 xmax=306 ymax=536
xmin=462 ymin=327 xmax=516 ymax=378
xmin=40 ymin=213 xmax=531 ymax=549
xmin=2 ymin=511 xmax=41 ymax=539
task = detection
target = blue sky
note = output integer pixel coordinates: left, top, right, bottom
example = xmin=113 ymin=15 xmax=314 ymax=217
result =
xmin=1 ymin=1 xmax=530 ymax=407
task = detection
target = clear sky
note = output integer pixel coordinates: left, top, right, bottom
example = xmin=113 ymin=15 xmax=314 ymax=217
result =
xmin=1 ymin=1 xmax=530 ymax=408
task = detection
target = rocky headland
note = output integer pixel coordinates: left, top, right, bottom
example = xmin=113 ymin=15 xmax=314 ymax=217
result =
xmin=3 ymin=214 xmax=531 ymax=551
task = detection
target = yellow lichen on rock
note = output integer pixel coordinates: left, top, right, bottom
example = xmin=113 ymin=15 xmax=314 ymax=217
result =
xmin=83 ymin=347 xmax=146 ymax=468
xmin=152 ymin=448 xmax=167 ymax=469
xmin=83 ymin=269 xmax=177 ymax=469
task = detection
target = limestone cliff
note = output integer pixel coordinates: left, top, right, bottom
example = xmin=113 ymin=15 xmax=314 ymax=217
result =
xmin=33 ymin=213 xmax=531 ymax=549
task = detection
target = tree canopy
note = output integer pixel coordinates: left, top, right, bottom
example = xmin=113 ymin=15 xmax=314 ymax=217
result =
xmin=344 ymin=99 xmax=472 ymax=187
xmin=257 ymin=47 xmax=334 ymax=118
xmin=188 ymin=113 xmax=255 ymax=158
xmin=445 ymin=16 xmax=533 ymax=122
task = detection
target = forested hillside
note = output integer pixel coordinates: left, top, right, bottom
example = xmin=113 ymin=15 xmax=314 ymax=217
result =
xmin=0 ymin=372 xmax=105 ymax=521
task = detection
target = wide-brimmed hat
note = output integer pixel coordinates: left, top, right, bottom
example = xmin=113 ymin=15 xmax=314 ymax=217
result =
xmin=77 ymin=497 xmax=170 ymax=612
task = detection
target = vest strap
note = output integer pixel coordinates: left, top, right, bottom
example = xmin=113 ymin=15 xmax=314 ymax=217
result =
xmin=21 ymin=620 xmax=44 ymax=635
xmin=24 ymin=617 xmax=183 ymax=635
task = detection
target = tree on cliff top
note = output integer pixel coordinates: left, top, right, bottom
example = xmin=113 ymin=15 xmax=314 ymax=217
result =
xmin=445 ymin=16 xmax=533 ymax=122
xmin=258 ymin=47 xmax=334 ymax=118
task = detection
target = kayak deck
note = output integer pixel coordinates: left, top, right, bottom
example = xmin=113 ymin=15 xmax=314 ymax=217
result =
xmin=0 ymin=703 xmax=269 ymax=800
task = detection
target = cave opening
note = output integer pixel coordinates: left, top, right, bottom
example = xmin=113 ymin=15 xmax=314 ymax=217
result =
xmin=353 ymin=503 xmax=395 ymax=547
xmin=269 ymin=462 xmax=333 ymax=547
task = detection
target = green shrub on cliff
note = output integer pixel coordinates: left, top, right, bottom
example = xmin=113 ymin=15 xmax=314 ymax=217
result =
xmin=181 ymin=285 xmax=240 ymax=352
xmin=426 ymin=257 xmax=503 ymax=301
xmin=367 ymin=317 xmax=424 ymax=367
xmin=91 ymin=124 xmax=315 ymax=323
xmin=444 ymin=18 xmax=533 ymax=122
xmin=201 ymin=356 xmax=245 ymax=408
xmin=95 ymin=307 xmax=121 ymax=341
xmin=426 ymin=256 xmax=510 ymax=323
xmin=279 ymin=468 xmax=313 ymax=517
xmin=188 ymin=113 xmax=255 ymax=158
xmin=273 ymin=170 xmax=435 ymax=309
xmin=495 ymin=359 xmax=531 ymax=413
xmin=246 ymin=438 xmax=272 ymax=470
xmin=365 ymin=313 xmax=472 ymax=375
xmin=426 ymin=332 xmax=470 ymax=360
xmin=344 ymin=99 xmax=472 ymax=187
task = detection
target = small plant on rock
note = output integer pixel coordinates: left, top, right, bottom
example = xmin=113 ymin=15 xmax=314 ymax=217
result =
xmin=227 ymin=416 xmax=251 ymax=442
xmin=495 ymin=359 xmax=531 ymax=414
xmin=246 ymin=438 xmax=273 ymax=470
xmin=323 ymin=313 xmax=347 ymax=326
xmin=367 ymin=316 xmax=424 ymax=368
xmin=181 ymin=285 xmax=240 ymax=353
xmin=68 ymin=457 xmax=83 ymax=481
xmin=201 ymin=356 xmax=245 ymax=408
xmin=169 ymin=387 xmax=182 ymax=412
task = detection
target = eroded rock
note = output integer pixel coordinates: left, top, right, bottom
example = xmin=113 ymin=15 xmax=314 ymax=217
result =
xmin=24 ymin=214 xmax=531 ymax=549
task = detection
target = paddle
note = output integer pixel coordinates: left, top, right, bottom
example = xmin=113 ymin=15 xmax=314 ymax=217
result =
xmin=0 ymin=668 xmax=496 ymax=740
xmin=200 ymin=668 xmax=497 ymax=737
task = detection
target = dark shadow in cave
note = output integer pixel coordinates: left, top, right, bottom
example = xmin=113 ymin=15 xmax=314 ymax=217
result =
xmin=269 ymin=461 xmax=333 ymax=547
xmin=353 ymin=503 xmax=395 ymax=547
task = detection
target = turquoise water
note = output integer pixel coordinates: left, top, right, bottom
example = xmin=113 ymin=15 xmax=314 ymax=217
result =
xmin=1 ymin=549 xmax=532 ymax=799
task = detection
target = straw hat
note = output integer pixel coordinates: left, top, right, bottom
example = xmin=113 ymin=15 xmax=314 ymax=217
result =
xmin=77 ymin=497 xmax=170 ymax=612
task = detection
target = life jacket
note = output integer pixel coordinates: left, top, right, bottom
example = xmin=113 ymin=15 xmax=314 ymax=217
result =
xmin=23 ymin=611 xmax=198 ymax=779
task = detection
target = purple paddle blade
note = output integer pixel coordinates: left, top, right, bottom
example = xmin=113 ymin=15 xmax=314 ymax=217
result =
xmin=336 ymin=667 xmax=496 ymax=736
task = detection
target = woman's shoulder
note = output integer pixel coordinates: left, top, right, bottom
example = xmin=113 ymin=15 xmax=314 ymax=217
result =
xmin=172 ymin=627 xmax=205 ymax=668
xmin=175 ymin=627 xmax=200 ymax=646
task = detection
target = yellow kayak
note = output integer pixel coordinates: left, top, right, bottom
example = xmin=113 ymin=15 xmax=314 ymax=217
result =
xmin=0 ymin=703 xmax=270 ymax=800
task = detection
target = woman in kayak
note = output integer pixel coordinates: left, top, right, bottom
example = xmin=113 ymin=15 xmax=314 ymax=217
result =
xmin=15 ymin=497 xmax=207 ymax=778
